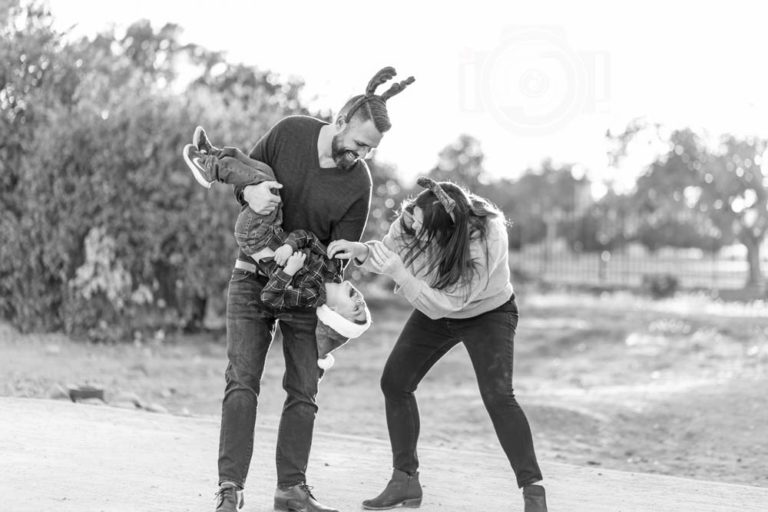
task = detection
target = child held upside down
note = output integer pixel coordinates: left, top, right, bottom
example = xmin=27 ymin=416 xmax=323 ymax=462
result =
xmin=182 ymin=127 xmax=370 ymax=369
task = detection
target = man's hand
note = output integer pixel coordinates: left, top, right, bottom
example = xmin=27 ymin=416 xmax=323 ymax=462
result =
xmin=283 ymin=251 xmax=306 ymax=276
xmin=327 ymin=240 xmax=369 ymax=261
xmin=243 ymin=181 xmax=283 ymax=215
xmin=273 ymin=244 xmax=293 ymax=267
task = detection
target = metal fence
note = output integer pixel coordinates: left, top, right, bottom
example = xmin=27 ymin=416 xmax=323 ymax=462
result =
xmin=511 ymin=243 xmax=762 ymax=292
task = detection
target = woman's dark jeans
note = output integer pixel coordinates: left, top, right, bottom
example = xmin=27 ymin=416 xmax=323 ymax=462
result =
xmin=380 ymin=295 xmax=543 ymax=488
xmin=218 ymin=267 xmax=322 ymax=489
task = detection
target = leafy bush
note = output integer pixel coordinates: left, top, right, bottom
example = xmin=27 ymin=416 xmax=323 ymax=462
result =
xmin=0 ymin=5 xmax=309 ymax=340
xmin=642 ymin=273 xmax=680 ymax=299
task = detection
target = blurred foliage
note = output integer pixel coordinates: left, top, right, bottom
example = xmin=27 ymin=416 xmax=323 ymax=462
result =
xmin=561 ymin=191 xmax=632 ymax=253
xmin=641 ymin=273 xmax=680 ymax=300
xmin=427 ymin=134 xmax=487 ymax=190
xmin=0 ymin=3 xmax=310 ymax=338
xmin=2 ymin=4 xmax=765 ymax=341
xmin=438 ymin=127 xmax=767 ymax=291
xmin=609 ymin=122 xmax=768 ymax=289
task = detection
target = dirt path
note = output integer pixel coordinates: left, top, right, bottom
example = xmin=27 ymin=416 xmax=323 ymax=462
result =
xmin=1 ymin=397 xmax=766 ymax=512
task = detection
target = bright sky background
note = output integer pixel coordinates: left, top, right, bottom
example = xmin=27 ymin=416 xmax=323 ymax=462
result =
xmin=46 ymin=0 xmax=768 ymax=189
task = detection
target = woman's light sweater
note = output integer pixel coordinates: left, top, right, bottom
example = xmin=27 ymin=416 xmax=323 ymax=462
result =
xmin=359 ymin=214 xmax=514 ymax=320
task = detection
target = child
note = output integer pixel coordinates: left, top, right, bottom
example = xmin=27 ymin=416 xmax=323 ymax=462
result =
xmin=182 ymin=127 xmax=370 ymax=368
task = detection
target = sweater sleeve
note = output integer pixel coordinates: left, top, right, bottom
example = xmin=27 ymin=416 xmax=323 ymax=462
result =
xmin=364 ymin=217 xmax=508 ymax=320
xmin=356 ymin=218 xmax=401 ymax=270
xmin=331 ymin=184 xmax=371 ymax=274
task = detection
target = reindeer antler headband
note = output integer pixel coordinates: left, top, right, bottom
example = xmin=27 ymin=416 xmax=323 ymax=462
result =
xmin=344 ymin=66 xmax=416 ymax=122
xmin=416 ymin=177 xmax=456 ymax=223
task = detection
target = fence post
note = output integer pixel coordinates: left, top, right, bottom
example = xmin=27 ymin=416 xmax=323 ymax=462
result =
xmin=599 ymin=250 xmax=611 ymax=284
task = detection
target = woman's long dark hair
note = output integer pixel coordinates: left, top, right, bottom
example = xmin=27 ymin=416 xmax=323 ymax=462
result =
xmin=397 ymin=181 xmax=503 ymax=291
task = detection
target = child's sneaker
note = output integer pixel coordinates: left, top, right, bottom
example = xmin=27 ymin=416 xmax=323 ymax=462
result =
xmin=182 ymin=144 xmax=214 ymax=189
xmin=194 ymin=125 xmax=218 ymax=154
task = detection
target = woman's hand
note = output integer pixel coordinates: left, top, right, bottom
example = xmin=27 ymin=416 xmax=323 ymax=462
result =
xmin=367 ymin=241 xmax=393 ymax=269
xmin=366 ymin=241 xmax=405 ymax=276
xmin=327 ymin=240 xmax=369 ymax=261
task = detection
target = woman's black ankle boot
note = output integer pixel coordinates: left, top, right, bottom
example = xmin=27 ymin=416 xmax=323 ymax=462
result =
xmin=362 ymin=469 xmax=423 ymax=510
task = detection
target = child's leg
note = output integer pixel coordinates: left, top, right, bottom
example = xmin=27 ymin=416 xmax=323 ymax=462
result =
xmin=205 ymin=147 xmax=275 ymax=187
xmin=234 ymin=207 xmax=284 ymax=259
xmin=235 ymin=209 xmax=270 ymax=258
xmin=186 ymin=143 xmax=280 ymax=257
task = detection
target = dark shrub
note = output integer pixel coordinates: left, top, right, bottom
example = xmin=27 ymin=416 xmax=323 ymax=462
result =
xmin=642 ymin=273 xmax=680 ymax=299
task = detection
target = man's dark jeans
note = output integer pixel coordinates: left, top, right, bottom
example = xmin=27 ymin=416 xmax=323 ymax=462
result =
xmin=380 ymin=295 xmax=543 ymax=488
xmin=218 ymin=266 xmax=322 ymax=489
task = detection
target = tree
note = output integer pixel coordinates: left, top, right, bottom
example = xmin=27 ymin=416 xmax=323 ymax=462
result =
xmin=427 ymin=134 xmax=488 ymax=190
xmin=562 ymin=191 xmax=631 ymax=253
xmin=609 ymin=122 xmax=766 ymax=290
xmin=364 ymin=158 xmax=406 ymax=240
xmin=0 ymin=6 xmax=315 ymax=337
xmin=631 ymin=129 xmax=728 ymax=251
xmin=487 ymin=160 xmax=591 ymax=248
xmin=0 ymin=1 xmax=84 ymax=327
xmin=706 ymin=135 xmax=768 ymax=289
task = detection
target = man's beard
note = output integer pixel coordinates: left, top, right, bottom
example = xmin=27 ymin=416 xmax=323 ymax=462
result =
xmin=331 ymin=134 xmax=359 ymax=170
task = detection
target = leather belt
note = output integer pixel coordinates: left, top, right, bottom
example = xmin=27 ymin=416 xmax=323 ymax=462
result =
xmin=235 ymin=259 xmax=258 ymax=273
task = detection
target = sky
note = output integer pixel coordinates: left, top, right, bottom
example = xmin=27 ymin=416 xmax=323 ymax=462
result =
xmin=45 ymin=0 xmax=768 ymax=189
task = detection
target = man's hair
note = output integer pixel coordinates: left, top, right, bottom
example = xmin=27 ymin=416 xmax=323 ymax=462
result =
xmin=337 ymin=66 xmax=415 ymax=133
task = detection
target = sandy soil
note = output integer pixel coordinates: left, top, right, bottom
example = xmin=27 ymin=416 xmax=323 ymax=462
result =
xmin=5 ymin=396 xmax=768 ymax=512
xmin=2 ymin=291 xmax=767 ymax=488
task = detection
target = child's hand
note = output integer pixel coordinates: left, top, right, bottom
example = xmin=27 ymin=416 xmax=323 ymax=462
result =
xmin=283 ymin=251 xmax=306 ymax=276
xmin=273 ymin=244 xmax=293 ymax=266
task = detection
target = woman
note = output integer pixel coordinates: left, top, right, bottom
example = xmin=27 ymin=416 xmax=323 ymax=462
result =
xmin=328 ymin=178 xmax=547 ymax=512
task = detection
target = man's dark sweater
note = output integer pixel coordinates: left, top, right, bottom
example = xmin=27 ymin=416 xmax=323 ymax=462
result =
xmin=235 ymin=116 xmax=372 ymax=265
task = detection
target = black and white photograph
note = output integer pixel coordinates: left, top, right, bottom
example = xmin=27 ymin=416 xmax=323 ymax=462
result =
xmin=1 ymin=1 xmax=767 ymax=510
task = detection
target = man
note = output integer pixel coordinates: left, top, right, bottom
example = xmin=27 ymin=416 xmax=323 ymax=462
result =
xmin=213 ymin=67 xmax=414 ymax=512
